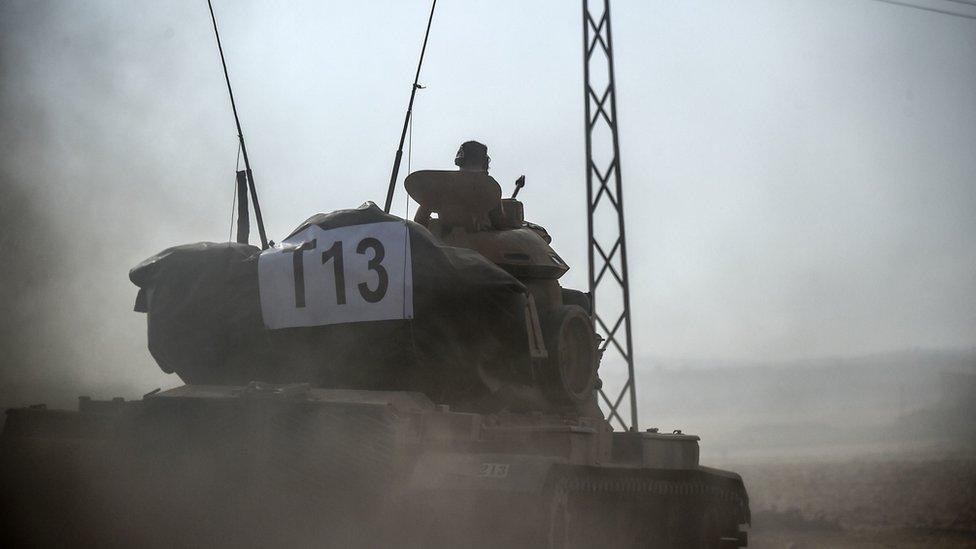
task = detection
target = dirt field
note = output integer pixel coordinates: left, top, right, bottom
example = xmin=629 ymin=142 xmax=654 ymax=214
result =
xmin=724 ymin=457 xmax=976 ymax=548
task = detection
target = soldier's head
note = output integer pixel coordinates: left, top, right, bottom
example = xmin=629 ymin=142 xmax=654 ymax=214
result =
xmin=455 ymin=141 xmax=490 ymax=172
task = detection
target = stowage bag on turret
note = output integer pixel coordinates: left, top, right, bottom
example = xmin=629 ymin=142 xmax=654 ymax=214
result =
xmin=130 ymin=203 xmax=533 ymax=408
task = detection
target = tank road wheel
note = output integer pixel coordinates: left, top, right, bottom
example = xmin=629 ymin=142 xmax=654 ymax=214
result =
xmin=546 ymin=482 xmax=570 ymax=549
xmin=543 ymin=305 xmax=598 ymax=404
xmin=671 ymin=502 xmax=738 ymax=549
xmin=698 ymin=505 xmax=723 ymax=549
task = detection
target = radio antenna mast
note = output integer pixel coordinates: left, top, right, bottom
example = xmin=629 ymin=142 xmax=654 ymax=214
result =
xmin=207 ymin=0 xmax=269 ymax=249
xmin=383 ymin=0 xmax=438 ymax=213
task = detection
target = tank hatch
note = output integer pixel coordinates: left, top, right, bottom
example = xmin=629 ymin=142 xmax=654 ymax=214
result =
xmin=405 ymin=169 xmax=501 ymax=231
xmin=406 ymin=169 xmax=568 ymax=279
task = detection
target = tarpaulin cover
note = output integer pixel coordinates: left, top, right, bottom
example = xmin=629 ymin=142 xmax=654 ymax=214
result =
xmin=130 ymin=203 xmax=535 ymax=409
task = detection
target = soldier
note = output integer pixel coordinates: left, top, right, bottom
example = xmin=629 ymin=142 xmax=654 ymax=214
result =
xmin=411 ymin=140 xmax=499 ymax=230
xmin=454 ymin=140 xmax=490 ymax=173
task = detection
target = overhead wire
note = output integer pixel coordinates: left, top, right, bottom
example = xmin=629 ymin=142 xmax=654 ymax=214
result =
xmin=864 ymin=0 xmax=976 ymax=19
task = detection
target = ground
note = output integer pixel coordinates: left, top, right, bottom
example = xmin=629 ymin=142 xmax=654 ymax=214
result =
xmin=723 ymin=456 xmax=976 ymax=548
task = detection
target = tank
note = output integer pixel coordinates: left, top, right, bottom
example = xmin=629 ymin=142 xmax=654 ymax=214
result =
xmin=0 ymin=142 xmax=749 ymax=548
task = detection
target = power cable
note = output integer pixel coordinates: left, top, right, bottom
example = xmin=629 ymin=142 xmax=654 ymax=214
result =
xmin=864 ymin=0 xmax=976 ymax=20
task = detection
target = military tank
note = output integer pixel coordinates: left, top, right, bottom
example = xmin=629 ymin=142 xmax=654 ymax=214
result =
xmin=1 ymin=140 xmax=748 ymax=547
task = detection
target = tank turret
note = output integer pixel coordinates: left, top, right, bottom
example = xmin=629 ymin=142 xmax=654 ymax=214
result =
xmin=406 ymin=141 xmax=598 ymax=410
xmin=122 ymin=141 xmax=601 ymax=414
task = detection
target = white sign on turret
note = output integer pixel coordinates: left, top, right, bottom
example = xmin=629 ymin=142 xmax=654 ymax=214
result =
xmin=258 ymin=221 xmax=413 ymax=329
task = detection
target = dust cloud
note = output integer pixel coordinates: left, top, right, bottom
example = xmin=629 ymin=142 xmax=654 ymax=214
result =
xmin=1 ymin=1 xmax=975 ymax=547
xmin=2 ymin=1 xmax=974 ymax=402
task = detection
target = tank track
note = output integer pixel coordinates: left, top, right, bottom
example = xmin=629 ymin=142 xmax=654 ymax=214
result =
xmin=559 ymin=473 xmax=748 ymax=505
xmin=545 ymin=466 xmax=749 ymax=548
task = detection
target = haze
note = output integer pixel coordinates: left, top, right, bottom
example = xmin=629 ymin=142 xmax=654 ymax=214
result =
xmin=1 ymin=0 xmax=974 ymax=411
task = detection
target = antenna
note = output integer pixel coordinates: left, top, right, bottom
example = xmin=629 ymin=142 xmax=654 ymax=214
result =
xmin=207 ymin=0 xmax=269 ymax=249
xmin=511 ymin=175 xmax=526 ymax=199
xmin=384 ymin=0 xmax=438 ymax=213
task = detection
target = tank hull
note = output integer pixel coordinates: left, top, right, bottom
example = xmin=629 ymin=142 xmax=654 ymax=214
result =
xmin=2 ymin=384 xmax=748 ymax=547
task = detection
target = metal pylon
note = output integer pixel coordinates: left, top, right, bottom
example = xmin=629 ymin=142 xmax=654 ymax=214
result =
xmin=582 ymin=0 xmax=637 ymax=431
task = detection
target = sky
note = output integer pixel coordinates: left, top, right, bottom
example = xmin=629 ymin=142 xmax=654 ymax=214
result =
xmin=0 ymin=0 xmax=974 ymax=407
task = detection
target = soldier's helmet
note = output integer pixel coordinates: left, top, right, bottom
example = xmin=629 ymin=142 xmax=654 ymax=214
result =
xmin=455 ymin=141 xmax=490 ymax=172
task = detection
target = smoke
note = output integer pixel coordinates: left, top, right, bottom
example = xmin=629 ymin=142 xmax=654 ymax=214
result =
xmin=0 ymin=1 xmax=216 ymax=408
xmin=0 ymin=0 xmax=974 ymax=417
xmin=1 ymin=3 xmax=975 ymax=546
xmin=0 ymin=3 xmax=83 ymax=407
